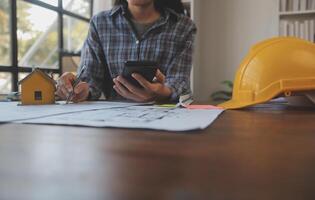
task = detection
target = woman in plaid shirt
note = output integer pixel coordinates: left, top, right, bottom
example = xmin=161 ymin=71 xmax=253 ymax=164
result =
xmin=56 ymin=0 xmax=197 ymax=103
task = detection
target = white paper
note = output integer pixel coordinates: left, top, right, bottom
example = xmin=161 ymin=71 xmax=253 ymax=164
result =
xmin=20 ymin=105 xmax=224 ymax=132
xmin=0 ymin=101 xmax=144 ymax=122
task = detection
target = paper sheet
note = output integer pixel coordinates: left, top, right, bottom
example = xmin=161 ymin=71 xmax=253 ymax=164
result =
xmin=20 ymin=105 xmax=224 ymax=131
xmin=0 ymin=101 xmax=224 ymax=131
xmin=0 ymin=101 xmax=143 ymax=122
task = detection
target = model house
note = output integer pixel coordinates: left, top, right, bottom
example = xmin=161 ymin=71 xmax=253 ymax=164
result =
xmin=18 ymin=68 xmax=56 ymax=105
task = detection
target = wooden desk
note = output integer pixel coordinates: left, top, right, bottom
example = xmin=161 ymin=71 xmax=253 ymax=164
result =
xmin=0 ymin=104 xmax=315 ymax=200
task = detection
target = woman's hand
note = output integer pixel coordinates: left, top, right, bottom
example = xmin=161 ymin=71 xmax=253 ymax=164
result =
xmin=56 ymin=72 xmax=90 ymax=103
xmin=113 ymin=70 xmax=172 ymax=102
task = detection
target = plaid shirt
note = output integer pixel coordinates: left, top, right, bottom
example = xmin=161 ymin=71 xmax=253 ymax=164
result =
xmin=80 ymin=5 xmax=197 ymax=101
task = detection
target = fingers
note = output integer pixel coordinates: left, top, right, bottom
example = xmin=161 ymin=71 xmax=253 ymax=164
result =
xmin=131 ymin=73 xmax=155 ymax=91
xmin=74 ymin=82 xmax=88 ymax=95
xmin=56 ymin=73 xmax=76 ymax=100
xmin=72 ymin=82 xmax=90 ymax=103
xmin=57 ymin=85 xmax=70 ymax=99
xmin=113 ymin=78 xmax=143 ymax=102
xmin=155 ymin=69 xmax=165 ymax=83
xmin=56 ymin=72 xmax=89 ymax=103
xmin=116 ymin=76 xmax=147 ymax=98
xmin=129 ymin=73 xmax=171 ymax=100
xmin=113 ymin=76 xmax=157 ymax=102
xmin=60 ymin=73 xmax=76 ymax=92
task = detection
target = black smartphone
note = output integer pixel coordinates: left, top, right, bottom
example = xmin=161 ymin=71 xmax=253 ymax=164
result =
xmin=122 ymin=61 xmax=158 ymax=88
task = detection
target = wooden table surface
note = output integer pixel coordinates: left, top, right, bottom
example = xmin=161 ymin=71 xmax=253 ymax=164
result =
xmin=1 ymin=104 xmax=315 ymax=200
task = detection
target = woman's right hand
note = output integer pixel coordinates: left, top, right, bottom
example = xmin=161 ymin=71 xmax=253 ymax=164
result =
xmin=56 ymin=72 xmax=90 ymax=103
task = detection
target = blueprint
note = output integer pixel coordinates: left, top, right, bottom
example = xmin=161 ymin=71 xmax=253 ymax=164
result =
xmin=20 ymin=105 xmax=224 ymax=131
xmin=0 ymin=101 xmax=144 ymax=122
xmin=0 ymin=101 xmax=224 ymax=131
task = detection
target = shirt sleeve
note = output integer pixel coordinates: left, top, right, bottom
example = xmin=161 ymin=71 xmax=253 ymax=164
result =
xmin=164 ymin=22 xmax=197 ymax=102
xmin=79 ymin=17 xmax=112 ymax=100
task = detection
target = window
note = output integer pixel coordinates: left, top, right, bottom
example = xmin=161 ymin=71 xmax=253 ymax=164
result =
xmin=0 ymin=0 xmax=93 ymax=94
xmin=0 ymin=73 xmax=12 ymax=94
xmin=63 ymin=0 xmax=91 ymax=18
xmin=38 ymin=0 xmax=58 ymax=6
xmin=34 ymin=91 xmax=42 ymax=100
xmin=63 ymin=15 xmax=90 ymax=52
xmin=17 ymin=1 xmax=59 ymax=69
xmin=0 ymin=0 xmax=11 ymax=66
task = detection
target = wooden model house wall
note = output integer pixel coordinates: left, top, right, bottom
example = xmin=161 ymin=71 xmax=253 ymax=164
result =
xmin=19 ymin=68 xmax=56 ymax=105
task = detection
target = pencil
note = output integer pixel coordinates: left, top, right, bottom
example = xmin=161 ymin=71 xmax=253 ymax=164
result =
xmin=65 ymin=65 xmax=87 ymax=104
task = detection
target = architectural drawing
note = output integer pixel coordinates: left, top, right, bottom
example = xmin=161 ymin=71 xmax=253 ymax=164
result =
xmin=20 ymin=105 xmax=224 ymax=131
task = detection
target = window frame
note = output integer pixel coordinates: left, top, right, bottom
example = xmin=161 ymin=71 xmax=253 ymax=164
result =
xmin=0 ymin=0 xmax=93 ymax=92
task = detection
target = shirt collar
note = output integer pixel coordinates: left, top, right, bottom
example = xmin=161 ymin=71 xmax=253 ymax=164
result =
xmin=109 ymin=5 xmax=179 ymax=21
xmin=109 ymin=5 xmax=124 ymax=16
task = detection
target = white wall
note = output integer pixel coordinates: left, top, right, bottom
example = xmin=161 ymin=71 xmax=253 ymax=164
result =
xmin=192 ymin=0 xmax=279 ymax=101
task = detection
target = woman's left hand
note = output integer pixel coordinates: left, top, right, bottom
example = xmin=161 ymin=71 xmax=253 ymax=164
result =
xmin=113 ymin=70 xmax=172 ymax=102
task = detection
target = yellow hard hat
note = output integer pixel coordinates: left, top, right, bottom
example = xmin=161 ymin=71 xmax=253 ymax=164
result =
xmin=219 ymin=37 xmax=315 ymax=109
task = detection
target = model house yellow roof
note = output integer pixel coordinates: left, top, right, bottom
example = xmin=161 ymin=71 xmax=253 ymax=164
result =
xmin=18 ymin=68 xmax=56 ymax=85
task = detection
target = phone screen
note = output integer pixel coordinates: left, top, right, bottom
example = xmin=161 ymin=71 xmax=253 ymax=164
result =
xmin=122 ymin=61 xmax=158 ymax=88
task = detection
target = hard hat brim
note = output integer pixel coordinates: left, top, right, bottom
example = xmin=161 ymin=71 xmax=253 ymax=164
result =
xmin=218 ymin=99 xmax=251 ymax=109
xmin=220 ymin=91 xmax=315 ymax=109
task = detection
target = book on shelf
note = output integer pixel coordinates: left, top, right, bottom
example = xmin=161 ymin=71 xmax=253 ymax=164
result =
xmin=288 ymin=0 xmax=293 ymax=11
xmin=293 ymin=0 xmax=300 ymax=11
xmin=295 ymin=21 xmax=300 ymax=36
xmin=280 ymin=19 xmax=315 ymax=42
xmin=288 ymin=22 xmax=295 ymax=36
xmin=310 ymin=20 xmax=315 ymax=41
xmin=280 ymin=0 xmax=315 ymax=12
xmin=280 ymin=20 xmax=288 ymax=36
xmin=305 ymin=20 xmax=310 ymax=40
xmin=300 ymin=21 xmax=309 ymax=40
xmin=300 ymin=0 xmax=307 ymax=10
xmin=280 ymin=0 xmax=287 ymax=11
